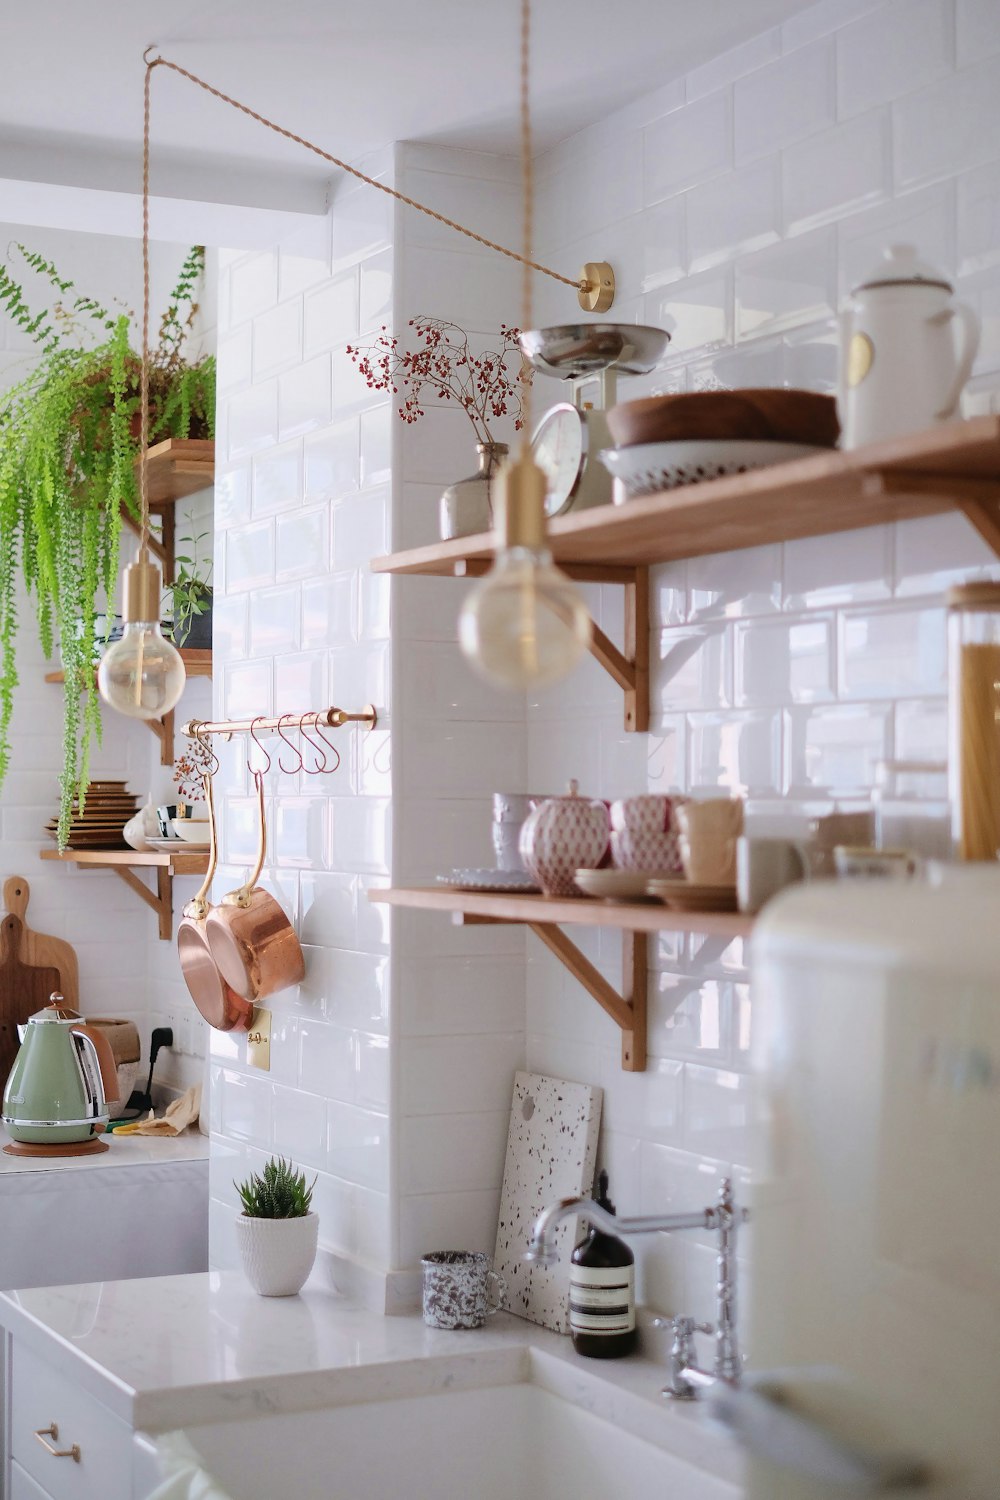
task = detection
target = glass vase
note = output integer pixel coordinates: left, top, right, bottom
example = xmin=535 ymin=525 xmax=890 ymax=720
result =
xmin=438 ymin=442 xmax=508 ymax=540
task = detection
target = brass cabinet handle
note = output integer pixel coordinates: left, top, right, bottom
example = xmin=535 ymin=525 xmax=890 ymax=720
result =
xmin=34 ymin=1422 xmax=81 ymax=1462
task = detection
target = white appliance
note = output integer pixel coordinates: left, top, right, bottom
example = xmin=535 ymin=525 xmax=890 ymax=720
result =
xmin=744 ymin=879 xmax=1000 ymax=1498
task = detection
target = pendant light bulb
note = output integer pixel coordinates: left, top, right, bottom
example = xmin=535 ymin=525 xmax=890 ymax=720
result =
xmin=458 ymin=452 xmax=591 ymax=689
xmin=97 ymin=549 xmax=186 ymax=720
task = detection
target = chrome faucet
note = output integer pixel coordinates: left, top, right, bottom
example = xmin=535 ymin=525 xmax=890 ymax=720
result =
xmin=525 ymin=1174 xmax=748 ymax=1398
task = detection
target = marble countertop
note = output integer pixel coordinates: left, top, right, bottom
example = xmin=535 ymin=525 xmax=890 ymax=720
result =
xmin=0 ymin=1270 xmax=742 ymax=1486
xmin=0 ymin=1129 xmax=209 ymax=1174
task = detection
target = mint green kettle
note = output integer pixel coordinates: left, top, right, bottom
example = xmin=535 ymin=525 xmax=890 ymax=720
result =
xmin=2 ymin=996 xmax=118 ymax=1145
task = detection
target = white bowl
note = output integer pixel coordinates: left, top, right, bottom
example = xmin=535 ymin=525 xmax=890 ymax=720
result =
xmin=172 ymin=819 xmax=211 ymax=843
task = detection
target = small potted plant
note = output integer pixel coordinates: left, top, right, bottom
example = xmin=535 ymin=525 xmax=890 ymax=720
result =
xmin=168 ymin=525 xmax=213 ymax=649
xmin=235 ymin=1156 xmax=318 ymax=1296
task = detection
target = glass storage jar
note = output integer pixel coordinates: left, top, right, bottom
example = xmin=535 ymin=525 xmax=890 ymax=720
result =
xmin=948 ymin=583 xmax=1000 ymax=860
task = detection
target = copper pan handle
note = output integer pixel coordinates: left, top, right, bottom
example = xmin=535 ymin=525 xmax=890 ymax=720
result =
xmin=224 ymin=771 xmax=266 ymax=909
xmin=182 ymin=772 xmax=218 ymax=920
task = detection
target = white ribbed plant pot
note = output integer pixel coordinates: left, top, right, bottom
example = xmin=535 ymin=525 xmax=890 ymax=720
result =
xmin=235 ymin=1212 xmax=319 ymax=1297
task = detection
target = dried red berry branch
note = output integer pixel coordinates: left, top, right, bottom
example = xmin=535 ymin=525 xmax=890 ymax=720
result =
xmin=347 ymin=317 xmax=531 ymax=447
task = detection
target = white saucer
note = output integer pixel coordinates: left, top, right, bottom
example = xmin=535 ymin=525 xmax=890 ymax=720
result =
xmin=437 ymin=869 xmax=540 ymax=893
xmin=574 ymin=868 xmax=666 ymax=902
xmin=147 ymin=836 xmax=211 ymax=853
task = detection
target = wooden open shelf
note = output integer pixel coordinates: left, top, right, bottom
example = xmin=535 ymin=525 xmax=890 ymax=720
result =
xmin=369 ymin=885 xmax=752 ymax=937
xmin=371 ymin=418 xmax=1000 ymax=731
xmin=372 ymin=417 xmax=1000 ymax=575
xmin=40 ymin=847 xmax=208 ymax=941
xmin=44 ymin=649 xmax=212 ymax=685
xmin=369 ymin=886 xmax=752 ymax=1071
xmin=137 ymin=437 xmax=215 ymax=508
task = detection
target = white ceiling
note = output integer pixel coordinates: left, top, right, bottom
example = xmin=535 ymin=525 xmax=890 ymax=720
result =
xmin=1 ymin=0 xmax=812 ymax=221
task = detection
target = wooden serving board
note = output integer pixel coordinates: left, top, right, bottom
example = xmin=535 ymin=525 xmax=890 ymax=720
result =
xmin=0 ymin=913 xmax=61 ymax=1083
xmin=3 ymin=877 xmax=79 ymax=1006
xmin=494 ymin=1071 xmax=602 ymax=1334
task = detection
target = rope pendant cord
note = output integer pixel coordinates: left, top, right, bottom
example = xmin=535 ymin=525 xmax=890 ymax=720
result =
xmin=520 ymin=0 xmax=535 ymax=451
xmin=140 ymin=57 xmax=152 ymax=549
xmin=141 ymin=48 xmax=588 ymax=298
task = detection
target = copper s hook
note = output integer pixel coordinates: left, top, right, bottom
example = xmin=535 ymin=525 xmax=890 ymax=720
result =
xmin=298 ymin=712 xmax=327 ymax=775
xmin=276 ymin=713 xmax=304 ymax=775
xmin=248 ymin=716 xmax=272 ymax=776
xmin=191 ymin=720 xmax=220 ymax=778
xmin=313 ymin=711 xmax=342 ymax=775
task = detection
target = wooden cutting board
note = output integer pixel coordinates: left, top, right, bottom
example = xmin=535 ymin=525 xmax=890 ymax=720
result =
xmin=494 ymin=1071 xmax=602 ymax=1334
xmin=0 ymin=913 xmax=61 ymax=1084
xmin=3 ymin=877 xmax=78 ymax=1007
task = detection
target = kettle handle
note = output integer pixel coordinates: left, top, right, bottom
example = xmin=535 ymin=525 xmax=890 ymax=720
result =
xmin=70 ymin=1025 xmax=118 ymax=1103
xmin=934 ymin=299 xmax=980 ymax=420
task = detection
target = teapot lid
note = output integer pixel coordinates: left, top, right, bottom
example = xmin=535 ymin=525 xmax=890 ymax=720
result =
xmin=855 ymin=243 xmax=951 ymax=293
xmin=27 ymin=994 xmax=82 ymax=1025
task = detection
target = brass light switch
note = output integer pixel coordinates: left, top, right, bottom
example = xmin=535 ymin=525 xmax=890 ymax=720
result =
xmin=247 ymin=1008 xmax=271 ymax=1071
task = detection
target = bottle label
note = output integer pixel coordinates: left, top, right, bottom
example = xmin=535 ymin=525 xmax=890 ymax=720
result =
xmin=569 ymin=1264 xmax=635 ymax=1335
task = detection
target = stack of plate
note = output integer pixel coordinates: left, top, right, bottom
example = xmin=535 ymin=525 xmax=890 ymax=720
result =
xmin=45 ymin=781 xmax=139 ymax=850
xmin=599 ymin=389 xmax=839 ymax=501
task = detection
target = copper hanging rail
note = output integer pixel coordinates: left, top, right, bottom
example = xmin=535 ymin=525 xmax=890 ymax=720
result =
xmin=181 ymin=706 xmax=377 ymax=738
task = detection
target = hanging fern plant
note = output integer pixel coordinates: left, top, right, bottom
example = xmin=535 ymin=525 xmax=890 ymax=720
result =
xmin=0 ymin=243 xmax=215 ymax=846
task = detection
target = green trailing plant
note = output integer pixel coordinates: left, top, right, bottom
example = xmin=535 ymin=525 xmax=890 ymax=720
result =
xmin=167 ymin=525 xmax=213 ymax=644
xmin=236 ymin=1157 xmax=316 ymax=1220
xmin=0 ymin=243 xmax=216 ymax=845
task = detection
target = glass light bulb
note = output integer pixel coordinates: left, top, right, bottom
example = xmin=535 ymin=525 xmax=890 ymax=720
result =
xmin=458 ymin=546 xmax=591 ymax=689
xmin=97 ymin=620 xmax=187 ymax=720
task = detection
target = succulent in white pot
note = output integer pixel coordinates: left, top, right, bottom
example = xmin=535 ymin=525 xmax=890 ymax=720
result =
xmin=234 ymin=1157 xmax=318 ymax=1297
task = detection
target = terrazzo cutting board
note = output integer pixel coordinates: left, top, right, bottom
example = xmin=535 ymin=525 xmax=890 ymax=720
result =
xmin=494 ymin=1070 xmax=602 ymax=1334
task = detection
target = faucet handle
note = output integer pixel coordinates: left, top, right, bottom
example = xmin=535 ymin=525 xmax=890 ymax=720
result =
xmin=654 ymin=1316 xmax=712 ymax=1336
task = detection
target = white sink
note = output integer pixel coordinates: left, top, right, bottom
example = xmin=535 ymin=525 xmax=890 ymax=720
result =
xmin=164 ymin=1382 xmax=740 ymax=1500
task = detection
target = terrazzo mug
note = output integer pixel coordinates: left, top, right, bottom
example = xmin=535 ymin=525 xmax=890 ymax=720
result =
xmin=420 ymin=1251 xmax=507 ymax=1330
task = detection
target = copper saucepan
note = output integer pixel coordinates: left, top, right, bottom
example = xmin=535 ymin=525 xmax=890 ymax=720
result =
xmin=205 ymin=770 xmax=305 ymax=1002
xmin=177 ymin=772 xmax=254 ymax=1032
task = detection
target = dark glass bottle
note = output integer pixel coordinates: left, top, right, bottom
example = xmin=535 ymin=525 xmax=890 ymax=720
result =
xmin=570 ymin=1170 xmax=637 ymax=1359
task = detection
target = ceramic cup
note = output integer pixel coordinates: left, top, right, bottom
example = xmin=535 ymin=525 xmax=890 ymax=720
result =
xmin=420 ymin=1251 xmax=507 ymax=1330
xmin=156 ymin=803 xmax=180 ymax=838
xmin=492 ymin=792 xmax=547 ymax=873
xmin=833 ymin=845 xmax=920 ymax=880
xmin=737 ymin=836 xmax=810 ymax=914
xmin=610 ymin=828 xmax=683 ymax=873
xmin=676 ymin=799 xmax=745 ymax=887
xmin=808 ymin=810 xmax=876 ymax=876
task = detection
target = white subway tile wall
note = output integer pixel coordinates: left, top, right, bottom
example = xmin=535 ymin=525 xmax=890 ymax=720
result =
xmin=211 ymin=192 xmax=395 ymax=1277
xmin=529 ymin=0 xmax=1000 ymax=1322
xmin=209 ymin=1 xmax=1000 ymax=1315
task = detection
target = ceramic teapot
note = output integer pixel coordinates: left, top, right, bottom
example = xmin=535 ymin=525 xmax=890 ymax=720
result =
xmin=1 ymin=996 xmax=118 ymax=1146
xmin=519 ymin=780 xmax=609 ymax=897
xmin=838 ymin=244 xmax=979 ymax=450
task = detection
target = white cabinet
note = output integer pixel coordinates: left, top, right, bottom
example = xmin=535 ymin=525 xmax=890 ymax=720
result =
xmin=9 ymin=1462 xmax=49 ymax=1500
xmin=7 ymin=1341 xmax=131 ymax=1500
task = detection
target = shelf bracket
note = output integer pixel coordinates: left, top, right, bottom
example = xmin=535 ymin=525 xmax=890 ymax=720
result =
xmin=107 ymin=864 xmax=173 ymax=941
xmin=458 ymin=910 xmax=647 ymax=1070
xmin=452 ymin=559 xmax=650 ymax=732
xmin=586 ymin=564 xmax=650 ymax=733
xmin=529 ymin=923 xmax=647 ymax=1071
xmin=145 ymin=708 xmax=175 ymax=766
xmin=863 ymin=469 xmax=1000 ymax=561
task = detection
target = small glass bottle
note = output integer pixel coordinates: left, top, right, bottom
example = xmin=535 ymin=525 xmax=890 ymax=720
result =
xmin=947 ymin=583 xmax=1000 ymax=861
xmin=569 ymin=1171 xmax=637 ymax=1359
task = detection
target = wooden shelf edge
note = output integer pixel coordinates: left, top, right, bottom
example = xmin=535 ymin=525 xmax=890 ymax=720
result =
xmin=44 ymin=649 xmax=212 ymax=685
xmin=134 ymin=438 xmax=216 ymax=509
xmin=372 ymin=415 xmax=1000 ymax=576
xmin=367 ymin=886 xmax=753 ymax=939
xmin=40 ymin=848 xmax=208 ymax=874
